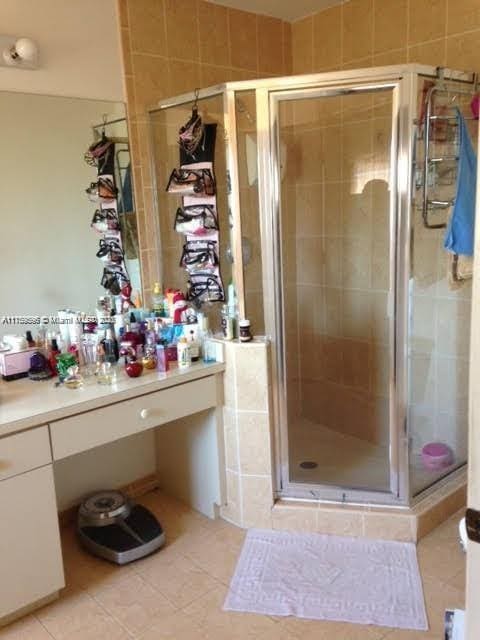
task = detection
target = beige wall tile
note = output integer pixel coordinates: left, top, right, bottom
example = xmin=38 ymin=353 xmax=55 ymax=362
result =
xmin=322 ymin=126 xmax=343 ymax=181
xmin=200 ymin=63 xmax=231 ymax=86
xmin=408 ymin=0 xmax=447 ymax=46
xmin=447 ymin=0 xmax=480 ymax=34
xmin=292 ymin=16 xmax=313 ymax=73
xmin=343 ymin=340 xmax=371 ymax=391
xmin=128 ymin=0 xmax=166 ymax=56
xmin=436 ymin=355 xmax=469 ymax=413
xmin=312 ymin=5 xmax=342 ymax=71
xmin=272 ymin=502 xmax=318 ymax=532
xmin=435 ymin=298 xmax=471 ymax=358
xmin=229 ymin=8 xmax=258 ymax=71
xmin=295 ymin=184 xmax=323 ymax=237
xmin=283 ymin=21 xmax=293 ymax=74
xmin=199 ymin=2 xmax=230 ymax=67
xmin=168 ymin=60 xmax=201 ymax=96
xmin=241 ymin=475 xmax=273 ymax=528
xmin=258 ymin=15 xmax=284 ymax=75
xmin=374 ymin=0 xmax=407 ymax=54
xmin=342 ymin=236 xmax=371 ymax=289
xmin=317 ymin=507 xmax=364 ymax=536
xmin=132 ymin=53 xmax=170 ymax=117
xmin=237 ymin=412 xmax=272 ymax=476
xmin=221 ymin=470 xmax=242 ymax=525
xmin=410 ymin=352 xmax=436 ymax=406
xmin=342 ymin=290 xmax=372 ymax=341
xmin=408 ymin=38 xmax=446 ymax=66
xmin=373 ymin=48 xmax=408 ymax=66
xmin=297 ymin=237 xmax=324 ymax=285
xmin=165 ymin=0 xmax=200 ymax=62
xmin=446 ymin=29 xmax=480 ymax=71
xmin=364 ymin=511 xmax=415 ymax=541
xmin=324 ymin=183 xmax=343 ymax=237
xmin=223 ymin=408 xmax=239 ymax=472
xmin=235 ymin=343 xmax=269 ymax=411
xmin=342 ymin=0 xmax=374 ymax=63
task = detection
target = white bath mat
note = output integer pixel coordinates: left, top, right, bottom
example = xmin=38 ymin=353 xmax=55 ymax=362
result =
xmin=224 ymin=529 xmax=428 ymax=631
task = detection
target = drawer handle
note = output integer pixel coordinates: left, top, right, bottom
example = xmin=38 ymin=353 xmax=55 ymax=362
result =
xmin=140 ymin=408 xmax=163 ymax=420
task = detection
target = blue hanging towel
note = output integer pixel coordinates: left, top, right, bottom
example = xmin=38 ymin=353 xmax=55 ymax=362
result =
xmin=444 ymin=107 xmax=477 ymax=256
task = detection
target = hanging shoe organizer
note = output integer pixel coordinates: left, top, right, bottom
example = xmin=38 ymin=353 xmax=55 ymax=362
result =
xmin=85 ymin=115 xmax=133 ymax=308
xmin=166 ymin=91 xmax=225 ymax=305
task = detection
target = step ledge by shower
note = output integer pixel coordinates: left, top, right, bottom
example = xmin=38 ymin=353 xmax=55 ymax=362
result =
xmin=271 ymin=470 xmax=466 ymax=543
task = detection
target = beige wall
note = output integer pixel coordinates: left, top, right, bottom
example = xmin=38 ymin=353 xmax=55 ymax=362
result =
xmin=291 ymin=0 xmax=480 ymax=74
xmin=0 ymin=0 xmax=124 ymax=101
xmin=118 ymin=0 xmax=292 ymax=299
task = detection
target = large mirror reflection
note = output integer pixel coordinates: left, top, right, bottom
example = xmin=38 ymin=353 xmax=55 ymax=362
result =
xmin=0 ymin=91 xmax=140 ymax=337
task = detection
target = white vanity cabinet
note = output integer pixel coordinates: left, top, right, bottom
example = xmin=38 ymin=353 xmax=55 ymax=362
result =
xmin=0 ymin=363 xmax=225 ymax=625
xmin=0 ymin=429 xmax=65 ymax=620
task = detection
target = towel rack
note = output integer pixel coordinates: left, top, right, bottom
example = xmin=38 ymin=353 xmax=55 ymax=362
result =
xmin=420 ymin=69 xmax=478 ymax=230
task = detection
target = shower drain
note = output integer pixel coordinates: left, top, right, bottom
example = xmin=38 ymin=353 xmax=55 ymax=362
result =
xmin=299 ymin=461 xmax=318 ymax=469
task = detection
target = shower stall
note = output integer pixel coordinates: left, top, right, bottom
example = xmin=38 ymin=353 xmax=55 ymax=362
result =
xmin=149 ymin=64 xmax=477 ymax=508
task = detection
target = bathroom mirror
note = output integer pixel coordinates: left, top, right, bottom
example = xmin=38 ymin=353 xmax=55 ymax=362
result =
xmin=0 ymin=91 xmax=140 ymax=338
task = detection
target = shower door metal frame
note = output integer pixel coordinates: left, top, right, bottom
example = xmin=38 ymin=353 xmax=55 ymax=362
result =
xmin=256 ymin=67 xmax=418 ymax=506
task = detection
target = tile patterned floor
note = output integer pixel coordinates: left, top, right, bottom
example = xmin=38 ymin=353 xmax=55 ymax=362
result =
xmin=0 ymin=490 xmax=466 ymax=640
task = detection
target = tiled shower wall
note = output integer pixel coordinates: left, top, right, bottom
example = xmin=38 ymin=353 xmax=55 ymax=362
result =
xmin=117 ymin=0 xmax=291 ymax=301
xmin=281 ymin=89 xmax=392 ymax=446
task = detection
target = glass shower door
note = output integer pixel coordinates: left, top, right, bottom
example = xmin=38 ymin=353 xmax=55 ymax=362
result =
xmin=270 ymin=83 xmax=400 ymax=500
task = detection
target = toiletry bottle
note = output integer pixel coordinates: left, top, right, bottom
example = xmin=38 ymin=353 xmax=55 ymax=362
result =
xmin=114 ymin=312 xmax=125 ymax=340
xmin=177 ymin=337 xmax=191 ymax=369
xmin=202 ymin=318 xmax=216 ymax=363
xmin=48 ymin=338 xmax=61 ymax=376
xmin=188 ymin=329 xmax=200 ymax=362
xmin=130 ymin=311 xmax=139 ymax=334
xmin=156 ymin=341 xmax=169 ymax=372
xmin=103 ymin=328 xmax=119 ymax=364
xmin=25 ymin=330 xmax=35 ymax=347
xmin=152 ymin=282 xmax=164 ymax=317
xmin=123 ymin=321 xmax=138 ymax=348
xmin=145 ymin=318 xmax=157 ymax=345
xmin=227 ymin=280 xmax=239 ymax=337
xmin=221 ymin=305 xmax=234 ymax=340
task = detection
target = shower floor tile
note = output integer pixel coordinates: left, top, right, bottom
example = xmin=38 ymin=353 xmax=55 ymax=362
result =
xmin=289 ymin=418 xmax=390 ymax=491
xmin=289 ymin=418 xmax=461 ymax=495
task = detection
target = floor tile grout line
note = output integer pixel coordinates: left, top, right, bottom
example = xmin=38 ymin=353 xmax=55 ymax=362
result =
xmin=32 ymin=614 xmax=56 ymax=640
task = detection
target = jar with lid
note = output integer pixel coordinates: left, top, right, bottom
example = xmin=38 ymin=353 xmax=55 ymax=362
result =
xmin=239 ymin=319 xmax=252 ymax=342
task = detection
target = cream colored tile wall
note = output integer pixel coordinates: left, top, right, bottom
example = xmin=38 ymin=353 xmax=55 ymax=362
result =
xmin=282 ymin=82 xmax=392 ymax=446
xmin=118 ymin=0 xmax=292 ymax=301
xmin=220 ymin=340 xmax=274 ymax=529
xmin=292 ymin=0 xmax=480 ymax=75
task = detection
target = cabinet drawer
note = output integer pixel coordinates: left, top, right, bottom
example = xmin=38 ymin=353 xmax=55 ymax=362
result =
xmin=0 ymin=427 xmax=51 ymax=481
xmin=50 ymin=375 xmax=218 ymax=460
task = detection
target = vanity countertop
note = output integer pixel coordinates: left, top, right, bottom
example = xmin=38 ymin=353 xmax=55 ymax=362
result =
xmin=0 ymin=362 xmax=225 ymax=436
